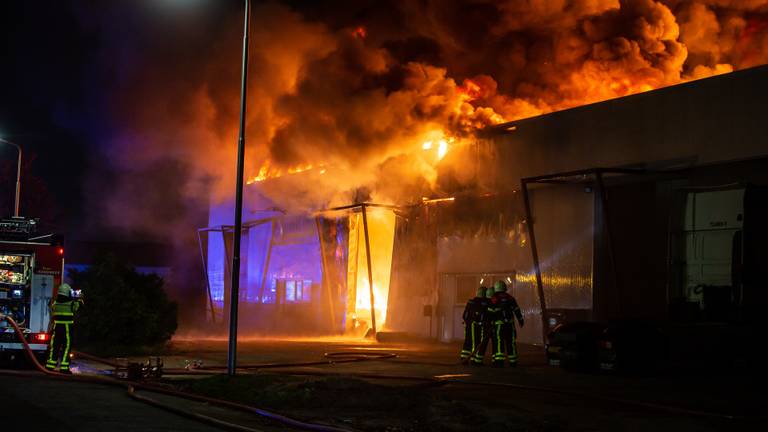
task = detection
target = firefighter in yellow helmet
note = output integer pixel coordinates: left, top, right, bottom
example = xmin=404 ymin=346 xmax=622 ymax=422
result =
xmin=488 ymin=280 xmax=524 ymax=367
xmin=46 ymin=283 xmax=82 ymax=374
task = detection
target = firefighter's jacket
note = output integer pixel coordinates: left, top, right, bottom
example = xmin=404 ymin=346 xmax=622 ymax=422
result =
xmin=488 ymin=292 xmax=524 ymax=326
xmin=462 ymin=296 xmax=489 ymax=324
xmin=51 ymin=297 xmax=81 ymax=324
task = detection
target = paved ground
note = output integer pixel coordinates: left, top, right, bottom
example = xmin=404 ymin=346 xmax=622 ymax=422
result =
xmin=0 ymin=374 xmax=224 ymax=431
xmin=139 ymin=338 xmax=768 ymax=430
xmin=2 ymin=337 xmax=764 ymax=431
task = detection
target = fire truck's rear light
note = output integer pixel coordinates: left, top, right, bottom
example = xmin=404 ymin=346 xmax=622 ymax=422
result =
xmin=57 ymin=247 xmax=64 ymax=256
xmin=34 ymin=333 xmax=49 ymax=342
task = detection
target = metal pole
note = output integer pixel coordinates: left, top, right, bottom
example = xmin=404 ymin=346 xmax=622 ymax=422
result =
xmin=521 ymin=181 xmax=548 ymax=344
xmin=227 ymin=0 xmax=250 ymax=377
xmin=360 ymin=204 xmax=377 ymax=336
xmin=0 ymin=138 xmax=22 ymax=217
xmin=196 ymin=229 xmax=216 ymax=324
xmin=594 ymin=171 xmax=621 ymax=319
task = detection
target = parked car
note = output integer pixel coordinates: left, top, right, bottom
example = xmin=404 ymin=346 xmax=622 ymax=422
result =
xmin=546 ymin=322 xmax=606 ymax=370
xmin=547 ymin=320 xmax=669 ymax=373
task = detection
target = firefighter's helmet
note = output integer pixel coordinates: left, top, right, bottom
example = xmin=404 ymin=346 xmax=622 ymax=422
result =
xmin=493 ymin=280 xmax=508 ymax=293
xmin=485 ymin=287 xmax=495 ymax=298
xmin=477 ymin=286 xmax=486 ymax=297
xmin=58 ymin=283 xmax=73 ymax=297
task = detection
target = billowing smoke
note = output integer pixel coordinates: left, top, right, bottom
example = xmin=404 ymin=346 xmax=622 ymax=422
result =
xmin=667 ymin=0 xmax=768 ymax=76
xmin=397 ymin=0 xmax=768 ymax=123
xmin=97 ymin=0 xmax=768 ymax=215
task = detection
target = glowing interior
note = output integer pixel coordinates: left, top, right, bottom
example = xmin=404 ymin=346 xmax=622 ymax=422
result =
xmin=347 ymin=207 xmax=396 ymax=330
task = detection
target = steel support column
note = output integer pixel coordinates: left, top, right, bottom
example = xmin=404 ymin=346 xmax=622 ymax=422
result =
xmin=521 ymin=180 xmax=548 ymax=344
xmin=360 ymin=204 xmax=377 ymax=336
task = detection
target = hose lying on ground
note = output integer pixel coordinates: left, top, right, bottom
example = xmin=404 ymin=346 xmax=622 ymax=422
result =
xmin=0 ymin=314 xmax=66 ymax=376
xmin=5 ymin=313 xmax=759 ymax=422
xmin=172 ymin=367 xmax=765 ymax=421
xmin=0 ymin=314 xmax=353 ymax=432
xmin=76 ymin=348 xmax=404 ymax=379
xmin=82 ymin=340 xmax=758 ymax=421
xmin=151 ymin=356 xmax=757 ymax=420
xmin=126 ymin=385 xmax=267 ymax=432
xmin=152 ymin=350 xmax=398 ymax=372
xmin=157 ymin=353 xmax=758 ymax=420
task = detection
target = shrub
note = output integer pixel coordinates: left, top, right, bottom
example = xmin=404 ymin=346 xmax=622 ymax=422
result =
xmin=69 ymin=253 xmax=177 ymax=348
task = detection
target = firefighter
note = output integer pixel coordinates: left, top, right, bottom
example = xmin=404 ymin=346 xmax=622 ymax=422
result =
xmin=488 ymin=280 xmax=524 ymax=367
xmin=470 ymin=286 xmax=496 ymax=366
xmin=46 ymin=283 xmax=82 ymax=374
xmin=460 ymin=286 xmax=488 ymax=363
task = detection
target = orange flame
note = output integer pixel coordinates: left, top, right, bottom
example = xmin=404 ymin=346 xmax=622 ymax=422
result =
xmin=458 ymin=78 xmax=482 ymax=101
xmin=421 ymin=132 xmax=454 ymax=161
xmin=247 ymin=160 xmax=323 ymax=184
xmin=349 ymin=208 xmax=396 ymax=330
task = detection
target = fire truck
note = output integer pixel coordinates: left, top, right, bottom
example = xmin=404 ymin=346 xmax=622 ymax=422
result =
xmin=0 ymin=217 xmax=64 ymax=364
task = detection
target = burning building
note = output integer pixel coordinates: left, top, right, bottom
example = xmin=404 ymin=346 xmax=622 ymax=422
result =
xmin=143 ymin=1 xmax=768 ymax=345
xmin=201 ymin=63 xmax=768 ymax=344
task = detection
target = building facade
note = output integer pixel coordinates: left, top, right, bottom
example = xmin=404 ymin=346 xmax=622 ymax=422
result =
xmin=204 ymin=65 xmax=768 ymax=344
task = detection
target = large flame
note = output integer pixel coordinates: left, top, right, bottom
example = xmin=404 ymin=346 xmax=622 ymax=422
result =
xmin=348 ymin=207 xmax=396 ymax=330
xmin=421 ymin=131 xmax=456 ymax=163
xmin=103 ymin=1 xmax=768 ymax=237
xmin=355 ymin=278 xmax=390 ymax=327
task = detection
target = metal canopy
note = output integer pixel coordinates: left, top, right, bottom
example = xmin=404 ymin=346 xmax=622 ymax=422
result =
xmin=520 ymin=167 xmax=655 ymax=341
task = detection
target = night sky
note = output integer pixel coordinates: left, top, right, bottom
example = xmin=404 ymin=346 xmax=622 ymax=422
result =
xmin=0 ymin=0 xmax=383 ymax=240
xmin=0 ymin=1 xmax=238 ymax=239
xmin=1 ymin=2 xmax=92 ymax=234
xmin=0 ymin=1 xmax=258 ymax=321
xmin=3 ymin=0 xmax=767 ymax=241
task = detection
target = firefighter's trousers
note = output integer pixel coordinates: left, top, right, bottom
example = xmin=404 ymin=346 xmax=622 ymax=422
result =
xmin=471 ymin=323 xmax=491 ymax=364
xmin=461 ymin=321 xmax=484 ymax=361
xmin=491 ymin=321 xmax=517 ymax=366
xmin=46 ymin=322 xmax=73 ymax=371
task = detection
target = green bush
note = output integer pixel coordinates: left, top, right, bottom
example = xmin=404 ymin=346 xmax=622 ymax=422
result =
xmin=69 ymin=254 xmax=177 ymax=349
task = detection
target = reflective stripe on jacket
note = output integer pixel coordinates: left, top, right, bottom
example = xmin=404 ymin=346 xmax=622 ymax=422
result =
xmin=51 ymin=300 xmax=80 ymax=323
xmin=488 ymin=292 xmax=524 ymax=326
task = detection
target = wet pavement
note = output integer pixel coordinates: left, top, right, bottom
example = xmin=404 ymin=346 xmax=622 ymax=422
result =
xmin=3 ymin=337 xmax=764 ymax=431
xmin=0 ymin=374 xmax=224 ymax=431
xmin=127 ymin=338 xmax=767 ymax=429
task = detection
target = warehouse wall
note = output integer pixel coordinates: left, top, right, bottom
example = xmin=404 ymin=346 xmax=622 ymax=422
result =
xmin=473 ymin=65 xmax=768 ymax=329
xmin=483 ymin=65 xmax=768 ymax=187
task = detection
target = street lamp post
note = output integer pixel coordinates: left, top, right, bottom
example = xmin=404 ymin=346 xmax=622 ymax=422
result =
xmin=227 ymin=0 xmax=251 ymax=377
xmin=0 ymin=138 xmax=22 ymax=217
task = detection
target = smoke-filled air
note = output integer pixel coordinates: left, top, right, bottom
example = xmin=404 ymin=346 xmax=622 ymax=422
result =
xmin=106 ymin=0 xmax=768 ymax=214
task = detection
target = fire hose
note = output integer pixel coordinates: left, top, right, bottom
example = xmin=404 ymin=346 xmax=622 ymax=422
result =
xmin=157 ymin=350 xmax=398 ymax=374
xmin=149 ymin=348 xmax=758 ymax=421
xmin=87 ymin=334 xmax=759 ymax=423
xmin=0 ymin=314 xmax=354 ymax=432
xmin=3 ymin=314 xmax=760 ymax=423
xmin=156 ymin=340 xmax=762 ymax=421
